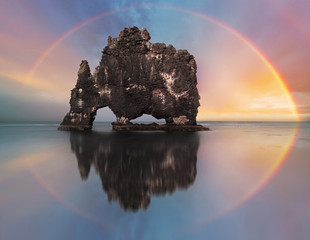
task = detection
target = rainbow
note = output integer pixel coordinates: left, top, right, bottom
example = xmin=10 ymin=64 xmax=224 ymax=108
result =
xmin=27 ymin=4 xmax=300 ymax=121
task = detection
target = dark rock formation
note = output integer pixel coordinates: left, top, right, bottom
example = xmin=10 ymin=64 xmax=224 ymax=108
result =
xmin=59 ymin=26 xmax=204 ymax=131
xmin=112 ymin=122 xmax=209 ymax=131
xmin=70 ymin=131 xmax=199 ymax=211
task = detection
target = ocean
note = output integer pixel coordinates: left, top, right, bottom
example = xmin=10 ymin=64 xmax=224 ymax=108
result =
xmin=0 ymin=122 xmax=309 ymax=240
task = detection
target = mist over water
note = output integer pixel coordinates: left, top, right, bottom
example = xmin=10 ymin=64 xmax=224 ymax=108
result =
xmin=0 ymin=122 xmax=309 ymax=240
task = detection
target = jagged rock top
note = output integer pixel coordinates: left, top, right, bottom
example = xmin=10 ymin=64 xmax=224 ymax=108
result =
xmin=106 ymin=27 xmax=151 ymax=53
xmin=59 ymin=26 xmax=204 ymax=131
xmin=102 ymin=27 xmax=196 ymax=67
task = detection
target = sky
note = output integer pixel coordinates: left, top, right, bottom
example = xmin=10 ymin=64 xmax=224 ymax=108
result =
xmin=0 ymin=0 xmax=309 ymax=122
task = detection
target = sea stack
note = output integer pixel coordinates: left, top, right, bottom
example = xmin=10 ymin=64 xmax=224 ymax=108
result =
xmin=59 ymin=26 xmax=208 ymax=131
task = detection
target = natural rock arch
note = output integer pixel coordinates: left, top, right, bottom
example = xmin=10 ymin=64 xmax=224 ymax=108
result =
xmin=59 ymin=27 xmax=201 ymax=130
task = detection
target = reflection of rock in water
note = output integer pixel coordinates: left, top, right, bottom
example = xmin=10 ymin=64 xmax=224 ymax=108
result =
xmin=70 ymin=131 xmax=199 ymax=211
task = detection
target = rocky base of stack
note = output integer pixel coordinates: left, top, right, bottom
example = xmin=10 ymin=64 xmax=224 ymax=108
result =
xmin=112 ymin=123 xmax=209 ymax=131
xmin=58 ymin=125 xmax=92 ymax=131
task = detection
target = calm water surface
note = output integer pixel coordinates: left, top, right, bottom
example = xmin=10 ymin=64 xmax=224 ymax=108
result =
xmin=0 ymin=122 xmax=309 ymax=240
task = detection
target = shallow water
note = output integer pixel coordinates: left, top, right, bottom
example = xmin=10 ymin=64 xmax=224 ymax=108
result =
xmin=0 ymin=122 xmax=309 ymax=240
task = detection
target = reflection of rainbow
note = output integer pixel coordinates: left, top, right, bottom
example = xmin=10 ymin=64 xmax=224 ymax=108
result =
xmin=189 ymin=124 xmax=299 ymax=232
xmin=27 ymin=4 xmax=300 ymax=121
xmin=2 ymin=123 xmax=299 ymax=231
xmin=3 ymin=152 xmax=109 ymax=230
